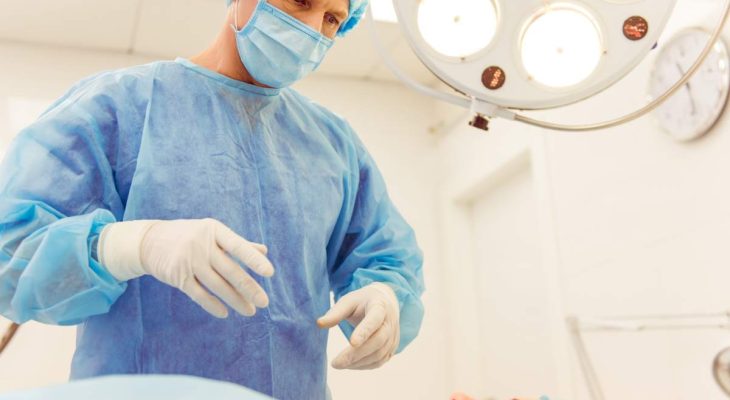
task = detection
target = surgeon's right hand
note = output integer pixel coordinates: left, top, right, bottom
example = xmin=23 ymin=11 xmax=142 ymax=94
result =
xmin=97 ymin=218 xmax=274 ymax=319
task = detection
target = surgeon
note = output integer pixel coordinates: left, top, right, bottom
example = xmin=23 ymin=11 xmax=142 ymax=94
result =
xmin=0 ymin=0 xmax=424 ymax=398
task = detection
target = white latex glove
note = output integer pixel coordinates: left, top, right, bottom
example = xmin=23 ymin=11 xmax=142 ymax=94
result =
xmin=317 ymin=283 xmax=400 ymax=370
xmin=98 ymin=218 xmax=275 ymax=319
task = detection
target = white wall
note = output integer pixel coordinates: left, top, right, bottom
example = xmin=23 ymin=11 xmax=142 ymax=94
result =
xmin=436 ymin=1 xmax=730 ymax=399
xmin=0 ymin=41 xmax=449 ymax=400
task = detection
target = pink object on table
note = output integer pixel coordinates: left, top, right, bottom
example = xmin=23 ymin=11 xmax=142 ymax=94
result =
xmin=450 ymin=393 xmax=476 ymax=400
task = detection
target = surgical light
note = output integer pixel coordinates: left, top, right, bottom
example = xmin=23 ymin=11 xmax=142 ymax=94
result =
xmin=417 ymin=0 xmax=498 ymax=59
xmin=520 ymin=6 xmax=603 ymax=88
xmin=368 ymin=0 xmax=730 ymax=132
xmin=370 ymin=0 xmax=398 ymax=23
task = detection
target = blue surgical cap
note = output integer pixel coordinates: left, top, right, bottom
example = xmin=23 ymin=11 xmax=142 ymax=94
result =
xmin=225 ymin=0 xmax=369 ymax=36
xmin=338 ymin=0 xmax=368 ymax=36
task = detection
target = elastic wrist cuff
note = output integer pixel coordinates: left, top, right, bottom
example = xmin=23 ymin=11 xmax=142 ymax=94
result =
xmin=98 ymin=220 xmax=158 ymax=282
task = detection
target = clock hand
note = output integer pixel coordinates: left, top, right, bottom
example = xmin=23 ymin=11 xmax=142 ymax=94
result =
xmin=676 ymin=62 xmax=697 ymax=116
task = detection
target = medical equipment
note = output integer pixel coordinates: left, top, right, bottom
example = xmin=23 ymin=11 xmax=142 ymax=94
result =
xmin=567 ymin=312 xmax=730 ymax=400
xmin=715 ymin=347 xmax=730 ymax=397
xmin=0 ymin=322 xmax=19 ymax=355
xmin=370 ymin=0 xmax=730 ymax=132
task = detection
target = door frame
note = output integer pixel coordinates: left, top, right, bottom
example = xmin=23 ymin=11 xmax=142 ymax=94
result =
xmin=437 ymin=135 xmax=576 ymax=398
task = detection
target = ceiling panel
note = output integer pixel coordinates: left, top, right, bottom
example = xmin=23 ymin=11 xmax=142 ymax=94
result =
xmin=0 ymin=0 xmax=438 ymax=86
xmin=0 ymin=0 xmax=141 ymax=51
xmin=316 ymin=21 xmax=401 ymax=80
xmin=364 ymin=28 xmax=439 ymax=84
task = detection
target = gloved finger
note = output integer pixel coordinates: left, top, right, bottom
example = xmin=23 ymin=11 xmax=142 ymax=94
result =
xmin=181 ymin=278 xmax=229 ymax=319
xmin=213 ymin=222 xmax=275 ymax=277
xmin=349 ymin=303 xmax=386 ymax=347
xmin=348 ymin=355 xmax=391 ymax=371
xmin=332 ymin=324 xmax=389 ymax=369
xmin=211 ymin=249 xmax=269 ymax=309
xmin=344 ymin=330 xmax=397 ymax=370
xmin=250 ymin=243 xmax=268 ymax=255
xmin=197 ymin=263 xmax=257 ymax=317
xmin=316 ymin=295 xmax=357 ymax=329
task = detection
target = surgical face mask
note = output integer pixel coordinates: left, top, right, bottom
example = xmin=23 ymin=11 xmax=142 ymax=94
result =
xmin=231 ymin=0 xmax=334 ymax=89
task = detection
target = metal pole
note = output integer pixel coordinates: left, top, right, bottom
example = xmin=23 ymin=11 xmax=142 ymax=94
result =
xmin=0 ymin=323 xmax=20 ymax=356
xmin=567 ymin=317 xmax=607 ymax=400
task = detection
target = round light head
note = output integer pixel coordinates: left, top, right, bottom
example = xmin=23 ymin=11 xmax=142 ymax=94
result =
xmin=394 ymin=0 xmax=678 ymax=110
xmin=417 ymin=0 xmax=498 ymax=59
xmin=521 ymin=5 xmax=603 ymax=88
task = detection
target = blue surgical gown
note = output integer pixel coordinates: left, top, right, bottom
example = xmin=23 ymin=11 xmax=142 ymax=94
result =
xmin=0 ymin=58 xmax=424 ymax=400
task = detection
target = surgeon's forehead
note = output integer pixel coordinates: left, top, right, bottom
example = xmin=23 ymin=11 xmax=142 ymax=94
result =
xmin=326 ymin=0 xmax=349 ymax=18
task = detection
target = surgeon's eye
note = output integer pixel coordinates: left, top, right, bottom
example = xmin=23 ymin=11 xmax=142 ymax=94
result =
xmin=292 ymin=0 xmax=309 ymax=8
xmin=325 ymin=13 xmax=340 ymax=27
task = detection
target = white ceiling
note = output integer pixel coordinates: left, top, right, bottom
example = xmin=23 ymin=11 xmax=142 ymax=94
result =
xmin=0 ymin=0 xmax=438 ymax=85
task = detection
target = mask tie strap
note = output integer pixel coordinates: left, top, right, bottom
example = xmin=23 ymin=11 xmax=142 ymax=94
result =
xmin=230 ymin=0 xmax=241 ymax=32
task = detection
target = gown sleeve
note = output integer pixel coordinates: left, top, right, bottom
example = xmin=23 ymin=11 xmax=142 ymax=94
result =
xmin=0 ymin=73 xmax=141 ymax=326
xmin=327 ymin=126 xmax=425 ymax=353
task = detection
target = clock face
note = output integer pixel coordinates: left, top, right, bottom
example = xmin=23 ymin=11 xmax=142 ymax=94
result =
xmin=649 ymin=29 xmax=730 ymax=142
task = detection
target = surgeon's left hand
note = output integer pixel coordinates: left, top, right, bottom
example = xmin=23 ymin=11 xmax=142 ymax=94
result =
xmin=317 ymin=283 xmax=400 ymax=370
